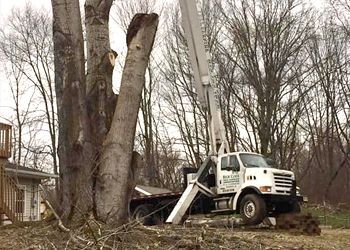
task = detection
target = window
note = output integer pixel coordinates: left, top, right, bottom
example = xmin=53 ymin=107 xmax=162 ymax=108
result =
xmin=221 ymin=156 xmax=228 ymax=170
xmin=229 ymin=156 xmax=240 ymax=171
xmin=239 ymin=153 xmax=270 ymax=168
xmin=221 ymin=155 xmax=240 ymax=171
xmin=16 ymin=186 xmax=25 ymax=214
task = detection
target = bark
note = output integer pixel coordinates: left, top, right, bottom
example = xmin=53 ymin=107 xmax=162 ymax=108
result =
xmin=51 ymin=0 xmax=93 ymax=220
xmin=84 ymin=0 xmax=116 ymax=216
xmin=96 ymin=13 xmax=159 ymax=225
xmin=85 ymin=0 xmax=117 ymax=147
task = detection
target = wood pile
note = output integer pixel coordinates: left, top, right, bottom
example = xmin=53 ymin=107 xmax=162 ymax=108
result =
xmin=276 ymin=213 xmax=321 ymax=236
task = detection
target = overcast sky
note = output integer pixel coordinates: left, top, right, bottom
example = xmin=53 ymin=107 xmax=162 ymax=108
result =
xmin=0 ymin=0 xmax=51 ymax=23
xmin=0 ymin=0 xmax=52 ymax=123
xmin=0 ymin=0 xmax=131 ymax=124
xmin=0 ymin=0 xmax=327 ymax=124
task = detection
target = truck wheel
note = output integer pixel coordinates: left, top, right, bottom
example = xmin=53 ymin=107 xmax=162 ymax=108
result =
xmin=132 ymin=204 xmax=153 ymax=225
xmin=240 ymin=194 xmax=267 ymax=225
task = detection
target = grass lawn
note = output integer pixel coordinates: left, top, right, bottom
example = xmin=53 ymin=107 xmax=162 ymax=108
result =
xmin=302 ymin=204 xmax=350 ymax=228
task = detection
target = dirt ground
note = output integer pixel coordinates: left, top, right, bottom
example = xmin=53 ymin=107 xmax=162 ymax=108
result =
xmin=0 ymin=221 xmax=349 ymax=249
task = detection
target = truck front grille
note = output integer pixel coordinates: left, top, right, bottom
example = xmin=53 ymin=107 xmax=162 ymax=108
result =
xmin=273 ymin=172 xmax=293 ymax=194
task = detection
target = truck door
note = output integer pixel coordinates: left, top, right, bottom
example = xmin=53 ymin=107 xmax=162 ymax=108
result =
xmin=217 ymin=155 xmax=242 ymax=194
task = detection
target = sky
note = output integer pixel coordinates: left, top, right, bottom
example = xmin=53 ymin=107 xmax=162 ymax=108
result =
xmin=0 ymin=0 xmax=327 ymax=125
xmin=0 ymin=0 xmax=52 ymax=124
xmin=0 ymin=0 xmax=51 ymax=23
xmin=0 ymin=0 xmax=331 ymax=170
xmin=0 ymin=0 xmax=128 ymax=124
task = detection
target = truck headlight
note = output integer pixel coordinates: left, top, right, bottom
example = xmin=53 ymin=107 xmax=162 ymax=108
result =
xmin=259 ymin=186 xmax=272 ymax=192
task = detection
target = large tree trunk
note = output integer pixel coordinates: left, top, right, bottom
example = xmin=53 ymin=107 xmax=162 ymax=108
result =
xmin=85 ymin=0 xmax=117 ymax=146
xmin=51 ymin=0 xmax=93 ymax=220
xmin=96 ymin=13 xmax=159 ymax=225
xmin=84 ymin=0 xmax=117 ymax=216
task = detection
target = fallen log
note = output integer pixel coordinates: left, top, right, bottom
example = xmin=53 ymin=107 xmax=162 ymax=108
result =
xmin=184 ymin=217 xmax=243 ymax=228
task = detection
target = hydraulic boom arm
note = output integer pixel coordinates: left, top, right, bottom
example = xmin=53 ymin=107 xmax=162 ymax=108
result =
xmin=166 ymin=0 xmax=230 ymax=224
xmin=179 ymin=0 xmax=229 ymax=156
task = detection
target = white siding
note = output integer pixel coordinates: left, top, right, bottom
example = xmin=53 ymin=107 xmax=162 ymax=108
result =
xmin=17 ymin=177 xmax=41 ymax=222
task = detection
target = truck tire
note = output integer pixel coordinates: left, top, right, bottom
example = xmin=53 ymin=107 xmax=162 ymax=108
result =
xmin=240 ymin=194 xmax=267 ymax=225
xmin=132 ymin=204 xmax=153 ymax=225
xmin=132 ymin=204 xmax=162 ymax=225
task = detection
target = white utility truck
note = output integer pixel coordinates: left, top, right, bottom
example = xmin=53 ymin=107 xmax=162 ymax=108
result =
xmin=130 ymin=0 xmax=307 ymax=226
xmin=164 ymin=0 xmax=307 ymax=225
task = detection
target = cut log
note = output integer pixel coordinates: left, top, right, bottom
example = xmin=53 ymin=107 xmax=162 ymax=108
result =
xmin=95 ymin=13 xmax=159 ymax=225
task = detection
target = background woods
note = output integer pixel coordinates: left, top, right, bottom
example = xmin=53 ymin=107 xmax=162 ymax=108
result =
xmin=0 ymin=0 xmax=349 ymax=225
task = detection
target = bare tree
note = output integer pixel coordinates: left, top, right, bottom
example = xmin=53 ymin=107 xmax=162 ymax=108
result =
xmin=159 ymin=3 xmax=210 ymax=168
xmin=0 ymin=5 xmax=58 ymax=176
xmin=300 ymin=17 xmax=350 ymax=204
xmin=331 ymin=0 xmax=350 ymax=35
xmin=0 ymin=57 xmax=35 ymax=168
xmin=51 ymin=0 xmax=93 ymax=220
xmin=216 ymin=0 xmax=314 ymax=168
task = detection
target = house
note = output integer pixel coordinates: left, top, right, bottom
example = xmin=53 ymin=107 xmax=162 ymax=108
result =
xmin=2 ymin=162 xmax=57 ymax=224
xmin=0 ymin=122 xmax=57 ymax=225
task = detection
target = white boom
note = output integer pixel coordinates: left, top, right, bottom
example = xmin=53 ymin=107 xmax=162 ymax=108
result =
xmin=178 ymin=0 xmax=229 ymax=156
xmin=166 ymin=0 xmax=230 ymax=224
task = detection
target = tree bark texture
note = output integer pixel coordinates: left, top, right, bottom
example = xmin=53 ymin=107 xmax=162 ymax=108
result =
xmin=96 ymin=13 xmax=159 ymax=225
xmin=84 ymin=0 xmax=117 ymax=216
xmin=51 ymin=0 xmax=93 ymax=220
xmin=85 ymin=0 xmax=117 ymax=148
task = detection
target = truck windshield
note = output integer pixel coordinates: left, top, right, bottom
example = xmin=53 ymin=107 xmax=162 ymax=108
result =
xmin=239 ymin=153 xmax=271 ymax=168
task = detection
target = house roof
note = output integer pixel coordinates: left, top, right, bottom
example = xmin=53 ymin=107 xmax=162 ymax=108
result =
xmin=4 ymin=162 xmax=58 ymax=180
xmin=135 ymin=185 xmax=172 ymax=196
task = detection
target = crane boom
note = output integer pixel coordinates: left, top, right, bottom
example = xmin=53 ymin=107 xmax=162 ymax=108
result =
xmin=179 ymin=0 xmax=229 ymax=156
xmin=166 ymin=0 xmax=230 ymax=224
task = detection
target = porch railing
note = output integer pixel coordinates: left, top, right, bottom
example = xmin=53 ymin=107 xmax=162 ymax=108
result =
xmin=0 ymin=123 xmax=23 ymax=223
xmin=0 ymin=163 xmax=24 ymax=222
xmin=0 ymin=123 xmax=11 ymax=159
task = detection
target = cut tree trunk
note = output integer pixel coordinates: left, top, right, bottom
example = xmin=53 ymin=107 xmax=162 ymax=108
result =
xmin=95 ymin=13 xmax=159 ymax=225
xmin=51 ymin=0 xmax=93 ymax=221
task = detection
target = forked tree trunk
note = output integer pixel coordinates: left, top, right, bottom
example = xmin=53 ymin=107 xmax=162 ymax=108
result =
xmin=96 ymin=13 xmax=159 ymax=225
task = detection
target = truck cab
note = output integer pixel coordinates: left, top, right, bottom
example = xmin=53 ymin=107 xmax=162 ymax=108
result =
xmin=218 ymin=152 xmax=295 ymax=195
xmin=213 ymin=152 xmax=306 ymax=224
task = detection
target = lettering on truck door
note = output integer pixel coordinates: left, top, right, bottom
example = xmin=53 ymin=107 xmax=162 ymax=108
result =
xmin=218 ymin=155 xmax=241 ymax=193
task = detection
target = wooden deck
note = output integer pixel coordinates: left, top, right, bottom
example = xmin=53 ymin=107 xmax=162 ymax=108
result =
xmin=0 ymin=123 xmax=23 ymax=223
